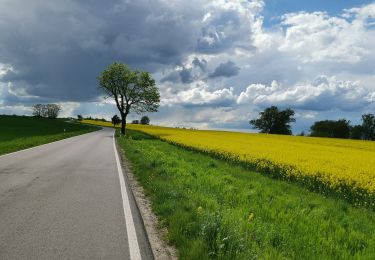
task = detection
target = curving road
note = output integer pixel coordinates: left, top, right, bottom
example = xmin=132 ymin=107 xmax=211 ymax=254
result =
xmin=0 ymin=128 xmax=153 ymax=260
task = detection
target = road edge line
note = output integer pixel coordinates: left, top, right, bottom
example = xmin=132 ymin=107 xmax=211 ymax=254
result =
xmin=117 ymin=141 xmax=177 ymax=260
xmin=113 ymin=132 xmax=142 ymax=260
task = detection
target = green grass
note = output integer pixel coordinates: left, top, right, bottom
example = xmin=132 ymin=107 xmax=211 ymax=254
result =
xmin=118 ymin=129 xmax=375 ymax=260
xmin=0 ymin=115 xmax=100 ymax=155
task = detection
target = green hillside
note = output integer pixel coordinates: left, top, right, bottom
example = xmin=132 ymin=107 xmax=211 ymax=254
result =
xmin=0 ymin=115 xmax=99 ymax=155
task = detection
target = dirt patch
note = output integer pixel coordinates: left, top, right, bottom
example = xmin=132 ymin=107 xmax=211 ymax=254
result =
xmin=117 ymin=142 xmax=178 ymax=260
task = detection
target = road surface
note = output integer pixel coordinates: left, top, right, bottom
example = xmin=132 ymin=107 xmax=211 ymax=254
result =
xmin=0 ymin=128 xmax=153 ymax=259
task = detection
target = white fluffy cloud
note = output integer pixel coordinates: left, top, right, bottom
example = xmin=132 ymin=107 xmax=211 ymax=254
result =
xmin=237 ymin=76 xmax=374 ymax=111
xmin=162 ymin=81 xmax=236 ymax=107
xmin=278 ymin=12 xmax=367 ymax=63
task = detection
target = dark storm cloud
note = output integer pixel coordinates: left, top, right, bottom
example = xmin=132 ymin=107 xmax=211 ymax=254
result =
xmin=179 ymin=69 xmax=195 ymax=84
xmin=0 ymin=0 xmax=205 ymax=103
xmin=192 ymin=58 xmax=208 ymax=72
xmin=0 ymin=0 xmax=258 ymax=110
xmin=210 ymin=61 xmax=240 ymax=78
xmin=161 ymin=57 xmax=208 ymax=84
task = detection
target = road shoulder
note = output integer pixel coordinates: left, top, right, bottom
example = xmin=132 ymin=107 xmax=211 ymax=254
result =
xmin=115 ymin=136 xmax=178 ymax=260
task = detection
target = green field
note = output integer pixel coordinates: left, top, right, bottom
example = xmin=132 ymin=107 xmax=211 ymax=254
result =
xmin=118 ymin=130 xmax=375 ymax=260
xmin=0 ymin=115 xmax=99 ymax=155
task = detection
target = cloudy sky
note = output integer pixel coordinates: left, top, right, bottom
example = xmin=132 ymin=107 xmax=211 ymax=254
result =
xmin=0 ymin=0 xmax=374 ymax=133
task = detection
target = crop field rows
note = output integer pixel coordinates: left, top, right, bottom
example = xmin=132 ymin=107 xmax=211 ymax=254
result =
xmin=124 ymin=124 xmax=374 ymax=208
xmin=82 ymin=120 xmax=375 ymax=208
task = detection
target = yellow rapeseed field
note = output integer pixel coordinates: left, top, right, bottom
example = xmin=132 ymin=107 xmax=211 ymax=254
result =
xmin=81 ymin=120 xmax=115 ymax=128
xmin=82 ymin=120 xmax=375 ymax=205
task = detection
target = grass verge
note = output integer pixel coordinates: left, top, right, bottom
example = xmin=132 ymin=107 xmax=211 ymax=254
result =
xmin=118 ymin=129 xmax=375 ymax=260
xmin=126 ymin=124 xmax=375 ymax=209
xmin=0 ymin=115 xmax=100 ymax=155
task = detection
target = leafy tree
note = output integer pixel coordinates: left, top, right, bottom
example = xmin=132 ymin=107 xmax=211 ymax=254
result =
xmin=350 ymin=125 xmax=363 ymax=140
xmin=132 ymin=120 xmax=139 ymax=124
xmin=361 ymin=113 xmax=375 ymax=140
xmin=32 ymin=104 xmax=43 ymax=117
xmin=310 ymin=119 xmax=350 ymax=138
xmin=111 ymin=115 xmax=121 ymax=127
xmin=77 ymin=115 xmax=83 ymax=121
xmin=249 ymin=106 xmax=295 ymax=135
xmin=45 ymin=104 xmax=61 ymax=119
xmin=140 ymin=115 xmax=150 ymax=125
xmin=98 ymin=62 xmax=160 ymax=135
xmin=33 ymin=104 xmax=61 ymax=119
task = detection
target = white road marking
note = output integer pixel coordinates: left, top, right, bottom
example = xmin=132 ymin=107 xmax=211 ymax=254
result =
xmin=113 ymin=132 xmax=142 ymax=260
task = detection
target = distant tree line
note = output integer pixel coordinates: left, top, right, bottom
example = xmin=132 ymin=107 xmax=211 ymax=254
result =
xmin=33 ymin=104 xmax=61 ymax=119
xmin=250 ymin=106 xmax=375 ymax=140
xmin=310 ymin=114 xmax=375 ymax=140
xmin=77 ymin=114 xmax=152 ymax=128
xmin=111 ymin=115 xmax=150 ymax=127
xmin=132 ymin=115 xmax=150 ymax=125
xmin=77 ymin=115 xmax=107 ymax=122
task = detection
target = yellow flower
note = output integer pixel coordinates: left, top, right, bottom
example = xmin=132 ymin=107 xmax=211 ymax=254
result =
xmin=83 ymin=120 xmax=375 ymax=202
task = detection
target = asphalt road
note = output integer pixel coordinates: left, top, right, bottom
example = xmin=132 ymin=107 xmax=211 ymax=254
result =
xmin=0 ymin=128 xmax=153 ymax=260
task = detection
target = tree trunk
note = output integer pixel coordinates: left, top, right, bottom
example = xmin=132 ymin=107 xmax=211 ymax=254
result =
xmin=121 ymin=113 xmax=126 ymax=135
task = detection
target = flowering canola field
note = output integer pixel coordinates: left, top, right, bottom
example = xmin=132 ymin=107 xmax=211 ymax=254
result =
xmin=82 ymin=120 xmax=375 ymax=206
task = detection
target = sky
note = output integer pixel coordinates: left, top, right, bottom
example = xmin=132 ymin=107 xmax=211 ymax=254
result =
xmin=0 ymin=0 xmax=374 ymax=133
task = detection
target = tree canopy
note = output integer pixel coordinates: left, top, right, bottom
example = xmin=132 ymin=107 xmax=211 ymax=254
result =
xmin=32 ymin=104 xmax=61 ymax=119
xmin=97 ymin=62 xmax=160 ymax=134
xmin=310 ymin=119 xmax=351 ymax=138
xmin=111 ymin=115 xmax=121 ymax=127
xmin=249 ymin=106 xmax=295 ymax=135
xmin=362 ymin=114 xmax=375 ymax=140
xmin=140 ymin=115 xmax=150 ymax=125
xmin=350 ymin=125 xmax=363 ymax=140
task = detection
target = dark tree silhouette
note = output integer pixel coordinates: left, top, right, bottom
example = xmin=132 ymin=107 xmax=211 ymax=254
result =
xmin=140 ymin=115 xmax=150 ymax=125
xmin=111 ymin=115 xmax=121 ymax=127
xmin=350 ymin=125 xmax=363 ymax=140
xmin=45 ymin=104 xmax=61 ymax=119
xmin=310 ymin=119 xmax=351 ymax=138
xmin=249 ymin=106 xmax=295 ymax=135
xmin=32 ymin=104 xmax=43 ymax=117
xmin=361 ymin=114 xmax=375 ymax=140
xmin=33 ymin=104 xmax=61 ymax=119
